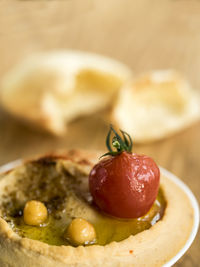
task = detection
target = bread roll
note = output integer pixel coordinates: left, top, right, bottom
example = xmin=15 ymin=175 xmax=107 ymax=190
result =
xmin=0 ymin=51 xmax=132 ymax=135
xmin=112 ymin=70 xmax=200 ymax=143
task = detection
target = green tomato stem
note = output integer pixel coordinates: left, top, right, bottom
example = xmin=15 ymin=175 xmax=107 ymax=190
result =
xmin=101 ymin=125 xmax=133 ymax=158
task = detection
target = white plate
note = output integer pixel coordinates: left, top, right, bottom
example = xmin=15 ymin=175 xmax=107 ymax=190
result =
xmin=0 ymin=161 xmax=199 ymax=266
xmin=159 ymin=167 xmax=199 ymax=267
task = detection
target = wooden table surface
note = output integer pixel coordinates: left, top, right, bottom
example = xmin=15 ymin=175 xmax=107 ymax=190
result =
xmin=0 ymin=0 xmax=199 ymax=266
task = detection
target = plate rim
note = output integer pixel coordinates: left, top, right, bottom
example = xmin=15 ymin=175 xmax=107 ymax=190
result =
xmin=160 ymin=167 xmax=199 ymax=267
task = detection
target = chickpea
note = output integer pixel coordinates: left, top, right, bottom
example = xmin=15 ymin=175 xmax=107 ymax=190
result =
xmin=23 ymin=200 xmax=48 ymax=226
xmin=64 ymin=218 xmax=96 ymax=246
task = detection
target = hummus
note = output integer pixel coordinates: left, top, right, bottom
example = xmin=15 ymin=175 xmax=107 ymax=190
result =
xmin=0 ymin=150 xmax=195 ymax=267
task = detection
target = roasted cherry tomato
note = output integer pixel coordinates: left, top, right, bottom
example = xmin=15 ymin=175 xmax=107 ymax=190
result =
xmin=89 ymin=126 xmax=160 ymax=219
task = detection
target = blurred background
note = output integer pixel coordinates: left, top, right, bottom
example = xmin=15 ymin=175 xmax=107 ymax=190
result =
xmin=0 ymin=1 xmax=199 ymax=266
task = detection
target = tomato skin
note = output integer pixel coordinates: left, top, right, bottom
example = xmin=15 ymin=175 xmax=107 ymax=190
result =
xmin=89 ymin=152 xmax=160 ymax=219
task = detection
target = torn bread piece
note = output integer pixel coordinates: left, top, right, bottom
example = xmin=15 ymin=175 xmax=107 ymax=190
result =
xmin=112 ymin=70 xmax=200 ymax=143
xmin=0 ymin=51 xmax=132 ymax=135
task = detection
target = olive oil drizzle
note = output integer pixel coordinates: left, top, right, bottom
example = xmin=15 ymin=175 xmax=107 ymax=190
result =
xmin=5 ymin=190 xmax=166 ymax=246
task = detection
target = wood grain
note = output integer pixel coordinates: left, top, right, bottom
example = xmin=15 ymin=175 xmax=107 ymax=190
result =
xmin=0 ymin=0 xmax=199 ymax=266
